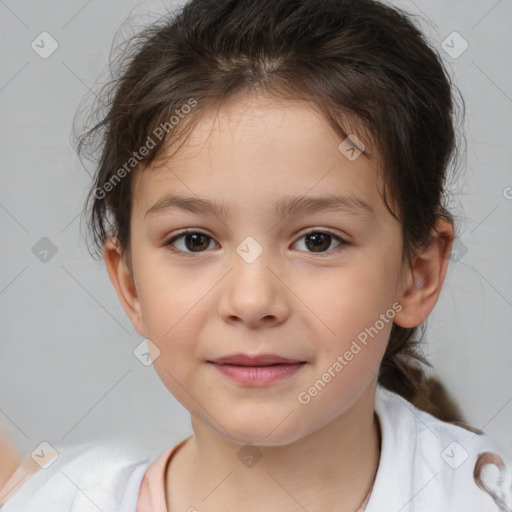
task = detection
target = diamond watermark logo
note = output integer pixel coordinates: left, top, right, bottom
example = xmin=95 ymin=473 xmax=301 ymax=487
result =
xmin=338 ymin=134 xmax=365 ymax=161
xmin=134 ymin=338 xmax=161 ymax=366
xmin=31 ymin=441 xmax=59 ymax=469
xmin=32 ymin=237 xmax=58 ymax=263
xmin=441 ymin=441 xmax=469 ymax=469
xmin=449 ymin=238 xmax=468 ymax=263
xmin=237 ymin=444 xmax=263 ymax=468
xmin=236 ymin=236 xmax=263 ymax=264
xmin=31 ymin=32 xmax=59 ymax=59
xmin=441 ymin=32 xmax=469 ymax=59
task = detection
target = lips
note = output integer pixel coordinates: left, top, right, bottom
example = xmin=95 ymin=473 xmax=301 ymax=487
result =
xmin=207 ymin=353 xmax=307 ymax=386
xmin=208 ymin=353 xmax=305 ymax=366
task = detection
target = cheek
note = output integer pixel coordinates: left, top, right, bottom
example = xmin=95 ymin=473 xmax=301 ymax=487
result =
xmin=306 ymin=268 xmax=396 ymax=335
xmin=137 ymin=267 xmax=206 ymax=400
xmin=134 ymin=255 xmax=211 ymax=338
xmin=295 ymin=273 xmax=395 ymax=419
xmin=133 ymin=254 xmax=216 ymax=359
xmin=299 ymin=258 xmax=400 ymax=382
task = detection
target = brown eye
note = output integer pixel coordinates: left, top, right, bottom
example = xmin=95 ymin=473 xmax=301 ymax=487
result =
xmin=166 ymin=231 xmax=217 ymax=253
xmin=292 ymin=231 xmax=348 ymax=254
xmin=305 ymin=233 xmax=331 ymax=252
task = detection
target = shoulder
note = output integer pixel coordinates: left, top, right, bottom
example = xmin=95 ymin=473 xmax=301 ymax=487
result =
xmin=0 ymin=439 xmax=157 ymax=512
xmin=372 ymin=385 xmax=512 ymax=511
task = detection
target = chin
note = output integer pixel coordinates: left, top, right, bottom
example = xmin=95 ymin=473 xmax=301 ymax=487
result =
xmin=217 ymin=418 xmax=308 ymax=448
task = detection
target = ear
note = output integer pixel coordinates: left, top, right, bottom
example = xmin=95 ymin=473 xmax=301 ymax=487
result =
xmin=103 ymin=238 xmax=145 ymax=337
xmin=393 ymin=217 xmax=454 ymax=328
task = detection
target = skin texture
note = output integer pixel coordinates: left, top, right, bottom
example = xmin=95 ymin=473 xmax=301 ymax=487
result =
xmin=105 ymin=93 xmax=454 ymax=511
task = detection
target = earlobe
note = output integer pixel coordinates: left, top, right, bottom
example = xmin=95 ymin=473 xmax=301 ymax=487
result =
xmin=393 ymin=218 xmax=454 ymax=328
xmin=103 ymin=238 xmax=145 ymax=336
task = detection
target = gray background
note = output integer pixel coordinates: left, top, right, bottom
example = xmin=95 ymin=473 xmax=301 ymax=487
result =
xmin=1 ymin=0 xmax=511 ymax=462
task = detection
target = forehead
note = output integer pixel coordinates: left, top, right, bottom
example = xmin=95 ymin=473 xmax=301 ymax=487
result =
xmin=132 ymin=93 xmax=387 ymax=218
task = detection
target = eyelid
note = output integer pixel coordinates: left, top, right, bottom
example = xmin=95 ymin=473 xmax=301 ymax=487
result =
xmin=164 ymin=229 xmax=218 ymax=256
xmin=164 ymin=227 xmax=350 ymax=256
xmin=293 ymin=227 xmax=349 ymax=243
xmin=290 ymin=228 xmax=350 ymax=255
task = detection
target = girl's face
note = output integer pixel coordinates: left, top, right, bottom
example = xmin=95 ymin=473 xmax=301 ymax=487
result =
xmin=116 ymin=94 xmax=412 ymax=445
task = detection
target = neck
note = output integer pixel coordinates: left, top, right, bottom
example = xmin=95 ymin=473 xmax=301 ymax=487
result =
xmin=167 ymin=383 xmax=381 ymax=512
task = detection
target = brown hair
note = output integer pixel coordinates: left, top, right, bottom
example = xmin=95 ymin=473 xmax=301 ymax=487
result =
xmin=76 ymin=0 xmax=470 ymax=426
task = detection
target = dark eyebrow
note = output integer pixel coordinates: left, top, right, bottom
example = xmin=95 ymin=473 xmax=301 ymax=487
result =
xmin=145 ymin=194 xmax=375 ymax=219
xmin=274 ymin=194 xmax=375 ymax=218
xmin=146 ymin=195 xmax=233 ymax=218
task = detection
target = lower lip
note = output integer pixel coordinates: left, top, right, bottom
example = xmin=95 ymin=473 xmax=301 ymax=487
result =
xmin=209 ymin=362 xmax=306 ymax=386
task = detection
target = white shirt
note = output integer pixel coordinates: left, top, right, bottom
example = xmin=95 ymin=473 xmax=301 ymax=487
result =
xmin=1 ymin=385 xmax=510 ymax=512
xmin=0 ymin=439 xmax=155 ymax=511
xmin=367 ymin=386 xmax=511 ymax=511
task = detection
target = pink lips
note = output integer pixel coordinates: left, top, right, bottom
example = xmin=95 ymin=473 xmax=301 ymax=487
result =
xmin=208 ymin=353 xmax=306 ymax=386
xmin=210 ymin=353 xmax=304 ymax=366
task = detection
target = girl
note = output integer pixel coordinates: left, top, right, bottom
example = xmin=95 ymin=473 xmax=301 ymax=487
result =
xmin=1 ymin=0 xmax=511 ymax=510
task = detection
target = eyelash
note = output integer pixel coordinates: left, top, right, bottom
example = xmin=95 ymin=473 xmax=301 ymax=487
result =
xmin=164 ymin=229 xmax=350 ymax=256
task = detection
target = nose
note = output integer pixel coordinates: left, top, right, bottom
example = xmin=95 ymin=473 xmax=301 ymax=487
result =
xmin=217 ymin=246 xmax=290 ymax=329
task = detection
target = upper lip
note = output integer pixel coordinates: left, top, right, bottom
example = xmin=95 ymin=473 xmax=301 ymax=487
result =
xmin=208 ymin=353 xmax=305 ymax=366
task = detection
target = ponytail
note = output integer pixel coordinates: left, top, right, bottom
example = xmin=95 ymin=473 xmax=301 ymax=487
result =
xmin=379 ymin=324 xmax=481 ymax=434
